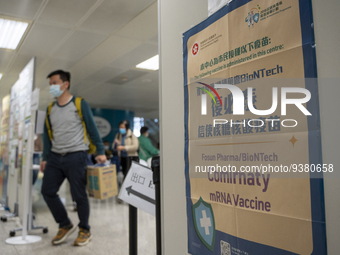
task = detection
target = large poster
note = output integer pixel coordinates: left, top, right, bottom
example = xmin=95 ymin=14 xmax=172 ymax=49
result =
xmin=6 ymin=58 xmax=36 ymax=217
xmin=0 ymin=95 xmax=10 ymax=201
xmin=8 ymin=58 xmax=35 ymax=181
xmin=183 ymin=0 xmax=327 ymax=254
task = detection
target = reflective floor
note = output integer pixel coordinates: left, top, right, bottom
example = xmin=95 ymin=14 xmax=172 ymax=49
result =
xmin=0 ymin=178 xmax=156 ymax=255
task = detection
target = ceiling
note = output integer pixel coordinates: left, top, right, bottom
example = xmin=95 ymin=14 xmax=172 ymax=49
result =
xmin=0 ymin=0 xmax=159 ymax=118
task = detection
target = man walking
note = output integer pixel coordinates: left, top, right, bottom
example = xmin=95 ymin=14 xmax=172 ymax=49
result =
xmin=40 ymin=70 xmax=106 ymax=246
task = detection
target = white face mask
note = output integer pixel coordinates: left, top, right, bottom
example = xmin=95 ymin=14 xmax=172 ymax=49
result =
xmin=49 ymin=84 xmax=64 ymax=98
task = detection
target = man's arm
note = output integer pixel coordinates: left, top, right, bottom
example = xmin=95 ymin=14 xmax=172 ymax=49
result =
xmin=81 ymin=99 xmax=106 ymax=163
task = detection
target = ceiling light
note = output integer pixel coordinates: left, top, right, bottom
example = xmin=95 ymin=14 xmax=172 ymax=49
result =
xmin=136 ymin=55 xmax=159 ymax=71
xmin=0 ymin=18 xmax=29 ymax=50
xmin=0 ymin=73 xmax=2 ymax=80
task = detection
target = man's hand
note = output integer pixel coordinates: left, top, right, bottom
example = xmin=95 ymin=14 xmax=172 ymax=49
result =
xmin=95 ymin=155 xmax=107 ymax=164
xmin=40 ymin=161 xmax=47 ymax=172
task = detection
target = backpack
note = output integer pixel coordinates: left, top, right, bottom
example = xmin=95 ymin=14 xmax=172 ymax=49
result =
xmin=45 ymin=97 xmax=97 ymax=154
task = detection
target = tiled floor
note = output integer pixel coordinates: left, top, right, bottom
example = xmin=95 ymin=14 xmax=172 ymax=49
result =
xmin=0 ymin=178 xmax=156 ymax=255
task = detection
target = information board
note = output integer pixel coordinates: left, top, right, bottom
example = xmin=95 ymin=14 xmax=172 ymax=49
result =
xmin=183 ymin=1 xmax=326 ymax=254
xmin=119 ymin=162 xmax=155 ymax=216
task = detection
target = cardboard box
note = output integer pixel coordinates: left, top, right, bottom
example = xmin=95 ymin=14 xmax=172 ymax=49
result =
xmin=87 ymin=165 xmax=118 ymax=199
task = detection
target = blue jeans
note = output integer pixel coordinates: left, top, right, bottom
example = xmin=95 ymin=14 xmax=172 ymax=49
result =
xmin=41 ymin=151 xmax=90 ymax=230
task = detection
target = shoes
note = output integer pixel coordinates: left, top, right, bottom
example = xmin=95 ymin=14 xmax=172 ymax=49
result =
xmin=73 ymin=228 xmax=92 ymax=246
xmin=52 ymin=224 xmax=77 ymax=245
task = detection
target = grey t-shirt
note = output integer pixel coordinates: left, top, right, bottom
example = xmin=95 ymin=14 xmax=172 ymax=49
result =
xmin=50 ymin=99 xmax=89 ymax=154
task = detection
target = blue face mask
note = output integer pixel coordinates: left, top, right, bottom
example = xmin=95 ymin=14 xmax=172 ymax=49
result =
xmin=49 ymin=84 xmax=64 ymax=98
xmin=119 ymin=128 xmax=126 ymax=135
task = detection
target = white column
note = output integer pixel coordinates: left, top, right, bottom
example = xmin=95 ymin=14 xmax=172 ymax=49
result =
xmin=312 ymin=0 xmax=340 ymax=254
xmin=158 ymin=0 xmax=207 ymax=254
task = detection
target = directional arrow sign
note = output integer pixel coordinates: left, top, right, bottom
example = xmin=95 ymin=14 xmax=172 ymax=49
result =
xmin=118 ymin=162 xmax=155 ymax=215
xmin=126 ymin=186 xmax=155 ymax=204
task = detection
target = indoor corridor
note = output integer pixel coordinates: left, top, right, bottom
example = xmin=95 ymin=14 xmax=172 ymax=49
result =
xmin=0 ymin=176 xmax=156 ymax=255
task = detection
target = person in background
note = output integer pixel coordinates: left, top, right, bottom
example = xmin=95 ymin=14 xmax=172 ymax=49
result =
xmin=113 ymin=120 xmax=139 ymax=178
xmin=40 ymin=70 xmax=106 ymax=247
xmin=138 ymin=126 xmax=159 ymax=167
xmin=103 ymin=141 xmax=113 ymax=161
